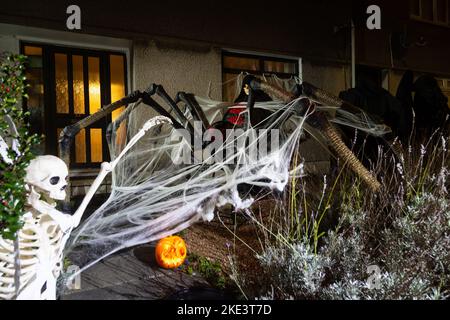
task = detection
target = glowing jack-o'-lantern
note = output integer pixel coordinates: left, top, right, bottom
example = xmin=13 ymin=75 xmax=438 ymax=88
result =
xmin=155 ymin=235 xmax=187 ymax=269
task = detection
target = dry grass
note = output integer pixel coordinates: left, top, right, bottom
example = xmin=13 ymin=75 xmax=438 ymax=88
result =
xmin=185 ymin=125 xmax=450 ymax=299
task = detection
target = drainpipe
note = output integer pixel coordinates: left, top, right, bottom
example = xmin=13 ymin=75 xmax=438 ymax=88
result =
xmin=351 ymin=19 xmax=356 ymax=88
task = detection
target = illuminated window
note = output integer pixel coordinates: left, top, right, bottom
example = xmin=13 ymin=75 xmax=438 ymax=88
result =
xmin=55 ymin=53 xmax=69 ymax=114
xmin=88 ymin=57 xmax=101 ymax=115
xmin=23 ymin=45 xmax=45 ymax=155
xmin=222 ymin=51 xmax=299 ymax=102
xmin=437 ymin=78 xmax=450 ymax=109
xmin=75 ymin=129 xmax=87 ymax=163
xmin=72 ymin=55 xmax=85 ymax=115
xmin=21 ymin=43 xmax=127 ymax=169
xmin=109 ymin=54 xmax=127 ymax=150
xmin=110 ymin=55 xmax=126 ymax=121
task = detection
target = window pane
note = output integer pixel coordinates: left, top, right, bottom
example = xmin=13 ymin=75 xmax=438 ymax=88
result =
xmin=421 ymin=0 xmax=434 ymax=20
xmin=110 ymin=54 xmax=126 ymax=149
xmin=55 ymin=53 xmax=69 ymax=114
xmin=264 ymin=60 xmax=296 ymax=74
xmin=88 ymin=57 xmax=101 ymax=114
xmin=110 ymin=55 xmax=126 ymax=121
xmin=24 ymin=46 xmax=45 ymax=154
xmin=75 ymin=129 xmax=86 ymax=163
xmin=24 ymin=46 xmax=42 ymax=56
xmin=223 ymin=56 xmax=259 ymax=71
xmin=410 ymin=0 xmax=421 ymax=15
xmin=72 ymin=55 xmax=85 ymax=115
xmin=448 ymin=0 xmax=450 ymax=25
xmin=223 ymin=73 xmax=241 ymax=102
xmin=57 ymin=128 xmax=63 ymax=156
xmin=436 ymin=0 xmax=447 ymax=22
xmin=90 ymin=128 xmax=103 ymax=162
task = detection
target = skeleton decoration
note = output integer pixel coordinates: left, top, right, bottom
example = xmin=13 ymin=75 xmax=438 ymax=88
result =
xmin=0 ymin=117 xmax=171 ymax=299
xmin=0 ymin=155 xmax=69 ymax=299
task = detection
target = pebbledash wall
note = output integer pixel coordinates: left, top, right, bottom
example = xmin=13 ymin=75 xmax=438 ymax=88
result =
xmin=132 ymin=38 xmax=223 ymax=125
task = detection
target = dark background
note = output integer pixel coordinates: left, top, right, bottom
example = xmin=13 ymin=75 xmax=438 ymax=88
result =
xmin=0 ymin=0 xmax=449 ymax=75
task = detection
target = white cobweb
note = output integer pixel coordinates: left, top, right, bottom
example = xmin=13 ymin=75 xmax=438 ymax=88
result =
xmin=63 ymin=74 xmax=390 ymax=283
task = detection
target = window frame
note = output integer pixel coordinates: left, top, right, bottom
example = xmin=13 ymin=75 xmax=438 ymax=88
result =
xmin=437 ymin=77 xmax=450 ymax=109
xmin=410 ymin=0 xmax=450 ymax=27
xmin=20 ymin=41 xmax=128 ymax=169
xmin=222 ymin=51 xmax=299 ymax=78
xmin=222 ymin=50 xmax=300 ymax=102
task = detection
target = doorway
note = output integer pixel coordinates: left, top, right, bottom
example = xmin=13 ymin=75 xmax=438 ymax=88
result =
xmin=21 ymin=43 xmax=127 ymax=170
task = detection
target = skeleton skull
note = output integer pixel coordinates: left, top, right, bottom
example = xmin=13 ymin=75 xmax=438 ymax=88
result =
xmin=25 ymin=155 xmax=69 ymax=201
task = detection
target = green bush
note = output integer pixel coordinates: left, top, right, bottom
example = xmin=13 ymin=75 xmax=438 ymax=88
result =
xmin=183 ymin=253 xmax=227 ymax=289
xmin=0 ymin=52 xmax=40 ymax=240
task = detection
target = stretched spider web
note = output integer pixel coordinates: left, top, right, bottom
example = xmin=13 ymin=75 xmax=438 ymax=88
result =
xmin=64 ymin=74 xmax=389 ymax=282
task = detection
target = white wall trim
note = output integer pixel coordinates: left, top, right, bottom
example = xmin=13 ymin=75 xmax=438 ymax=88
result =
xmin=0 ymin=23 xmax=133 ymax=91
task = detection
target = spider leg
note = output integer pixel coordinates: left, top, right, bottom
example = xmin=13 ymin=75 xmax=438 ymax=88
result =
xmin=140 ymin=92 xmax=185 ymax=131
xmin=175 ymin=92 xmax=210 ymax=131
xmin=150 ymin=84 xmax=194 ymax=134
xmin=244 ymin=86 xmax=256 ymax=131
xmin=247 ymin=76 xmax=382 ymax=192
xmin=59 ymin=90 xmax=143 ymax=163
xmin=59 ymin=88 xmax=187 ymax=161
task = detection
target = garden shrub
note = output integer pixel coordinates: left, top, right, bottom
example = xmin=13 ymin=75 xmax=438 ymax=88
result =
xmin=237 ymin=131 xmax=450 ymax=299
xmin=0 ymin=52 xmax=40 ymax=240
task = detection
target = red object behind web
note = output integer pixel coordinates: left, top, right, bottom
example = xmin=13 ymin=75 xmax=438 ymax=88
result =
xmin=224 ymin=106 xmax=247 ymax=126
xmin=206 ymin=104 xmax=247 ymax=141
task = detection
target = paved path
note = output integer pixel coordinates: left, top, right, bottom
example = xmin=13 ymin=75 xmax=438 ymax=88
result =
xmin=61 ymin=244 xmax=211 ymax=300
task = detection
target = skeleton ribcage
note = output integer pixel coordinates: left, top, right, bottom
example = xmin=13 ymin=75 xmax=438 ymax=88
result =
xmin=0 ymin=213 xmax=64 ymax=300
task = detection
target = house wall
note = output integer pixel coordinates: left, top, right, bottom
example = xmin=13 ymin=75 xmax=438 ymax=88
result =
xmin=300 ymin=60 xmax=350 ymax=175
xmin=0 ymin=0 xmax=351 ymax=62
xmin=132 ymin=39 xmax=222 ymax=121
xmin=302 ymin=60 xmax=351 ymax=96
xmin=0 ymin=34 xmax=19 ymax=53
xmin=353 ymin=0 xmax=450 ymax=77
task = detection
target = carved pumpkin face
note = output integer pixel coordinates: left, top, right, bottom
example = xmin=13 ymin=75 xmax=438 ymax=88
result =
xmin=155 ymin=235 xmax=187 ymax=269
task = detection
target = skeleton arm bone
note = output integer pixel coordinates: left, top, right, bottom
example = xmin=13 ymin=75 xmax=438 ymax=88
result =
xmin=0 ymin=134 xmax=12 ymax=164
xmin=0 ymin=115 xmax=21 ymax=164
xmin=4 ymin=115 xmax=20 ymax=156
xmin=70 ymin=116 xmax=172 ymax=228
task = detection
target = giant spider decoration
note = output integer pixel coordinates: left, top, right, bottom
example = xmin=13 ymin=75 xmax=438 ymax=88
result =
xmin=59 ymin=75 xmax=383 ymax=194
